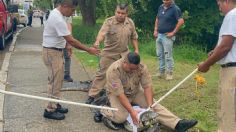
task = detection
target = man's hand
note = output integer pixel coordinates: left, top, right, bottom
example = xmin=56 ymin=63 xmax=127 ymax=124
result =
xmin=153 ymin=31 xmax=158 ymax=38
xmin=134 ymin=50 xmax=139 ymax=54
xmin=198 ymin=62 xmax=210 ymax=73
xmin=66 ymin=44 xmax=72 ymax=57
xmin=130 ymin=110 xmax=139 ymax=125
xmin=166 ymin=32 xmax=175 ymax=38
xmin=88 ymin=47 xmax=100 ymax=56
xmin=67 ymin=48 xmax=72 ymax=57
xmin=93 ymin=41 xmax=100 ymax=49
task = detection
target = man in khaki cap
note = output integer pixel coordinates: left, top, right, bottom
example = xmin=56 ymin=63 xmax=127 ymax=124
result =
xmin=86 ymin=3 xmax=139 ymax=104
xmin=96 ymin=52 xmax=197 ymax=132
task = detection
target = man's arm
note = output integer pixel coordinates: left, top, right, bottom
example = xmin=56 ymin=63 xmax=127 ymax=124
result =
xmin=132 ymin=39 xmax=139 ymax=54
xmin=143 ymin=86 xmax=154 ymax=107
xmin=153 ymin=17 xmax=158 ymax=38
xmin=93 ymin=21 xmax=108 ymax=48
xmin=166 ymin=18 xmax=184 ymax=38
xmin=198 ymin=35 xmax=235 ymax=72
xmin=93 ymin=36 xmax=104 ymax=49
xmin=64 ymin=35 xmax=100 ymax=55
xmin=129 ymin=19 xmax=139 ymax=54
xmin=118 ymin=93 xmax=139 ymax=125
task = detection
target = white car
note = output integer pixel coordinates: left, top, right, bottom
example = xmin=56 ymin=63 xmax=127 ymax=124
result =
xmin=18 ymin=9 xmax=28 ymax=27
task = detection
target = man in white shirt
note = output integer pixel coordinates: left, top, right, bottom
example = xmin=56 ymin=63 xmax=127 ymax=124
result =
xmin=198 ymin=0 xmax=236 ymax=131
xmin=42 ymin=0 xmax=99 ymax=120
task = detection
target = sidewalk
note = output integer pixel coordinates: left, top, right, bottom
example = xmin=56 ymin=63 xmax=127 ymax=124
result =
xmin=2 ymin=19 xmax=123 ymax=132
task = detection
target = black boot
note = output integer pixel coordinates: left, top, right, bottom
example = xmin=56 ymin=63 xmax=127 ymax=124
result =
xmin=175 ymin=119 xmax=198 ymax=132
xmin=94 ymin=111 xmax=103 ymax=122
xmin=56 ymin=103 xmax=68 ymax=114
xmin=64 ymin=75 xmax=73 ymax=82
xmin=43 ymin=109 xmax=65 ymax=120
xmin=85 ymin=96 xmax=94 ymax=104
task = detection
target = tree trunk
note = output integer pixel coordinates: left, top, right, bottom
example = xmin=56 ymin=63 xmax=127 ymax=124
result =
xmin=78 ymin=0 xmax=96 ymax=26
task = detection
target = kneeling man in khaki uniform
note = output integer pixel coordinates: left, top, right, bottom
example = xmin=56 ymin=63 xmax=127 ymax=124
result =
xmin=98 ymin=52 xmax=198 ymax=132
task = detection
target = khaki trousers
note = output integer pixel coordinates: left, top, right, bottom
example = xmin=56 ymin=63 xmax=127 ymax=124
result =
xmin=42 ymin=48 xmax=64 ymax=110
xmin=88 ymin=56 xmax=121 ymax=97
xmin=218 ymin=67 xmax=236 ymax=132
xmin=101 ymin=89 xmax=180 ymax=129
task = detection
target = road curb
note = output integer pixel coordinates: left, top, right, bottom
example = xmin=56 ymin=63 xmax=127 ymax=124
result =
xmin=0 ymin=27 xmax=28 ymax=132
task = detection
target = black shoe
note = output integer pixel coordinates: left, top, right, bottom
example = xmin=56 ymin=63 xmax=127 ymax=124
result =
xmin=175 ymin=119 xmax=198 ymax=132
xmin=94 ymin=111 xmax=103 ymax=123
xmin=43 ymin=109 xmax=65 ymax=120
xmin=85 ymin=96 xmax=94 ymax=104
xmin=102 ymin=117 xmax=123 ymax=130
xmin=56 ymin=103 xmax=68 ymax=114
xmin=64 ymin=75 xmax=73 ymax=82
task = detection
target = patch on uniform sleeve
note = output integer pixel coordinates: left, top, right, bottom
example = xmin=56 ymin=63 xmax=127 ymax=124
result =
xmin=112 ymin=82 xmax=119 ymax=89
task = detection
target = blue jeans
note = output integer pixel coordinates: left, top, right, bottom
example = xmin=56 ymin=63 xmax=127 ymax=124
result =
xmin=63 ymin=48 xmax=71 ymax=77
xmin=156 ymin=33 xmax=175 ymax=73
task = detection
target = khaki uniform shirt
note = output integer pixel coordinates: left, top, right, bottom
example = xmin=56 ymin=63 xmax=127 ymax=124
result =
xmin=97 ymin=16 xmax=138 ymax=57
xmin=106 ymin=58 xmax=152 ymax=97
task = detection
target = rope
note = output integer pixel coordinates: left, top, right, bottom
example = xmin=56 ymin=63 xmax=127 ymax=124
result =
xmin=0 ymin=89 xmax=118 ymax=111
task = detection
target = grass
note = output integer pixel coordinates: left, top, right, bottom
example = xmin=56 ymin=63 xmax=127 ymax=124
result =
xmin=72 ymin=17 xmax=219 ymax=132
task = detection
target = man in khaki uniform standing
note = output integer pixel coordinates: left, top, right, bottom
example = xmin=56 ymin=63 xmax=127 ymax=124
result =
xmin=98 ymin=52 xmax=197 ymax=132
xmin=86 ymin=3 xmax=139 ymax=104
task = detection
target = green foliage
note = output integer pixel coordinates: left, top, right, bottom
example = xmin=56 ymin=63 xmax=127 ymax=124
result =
xmin=33 ymin=0 xmax=52 ymax=10
xmin=173 ymin=43 xmax=206 ymax=62
xmin=137 ymin=40 xmax=206 ymax=63
xmin=72 ymin=17 xmax=102 ymax=44
xmin=96 ymin=0 xmax=134 ymax=18
xmin=176 ymin=0 xmax=222 ymax=50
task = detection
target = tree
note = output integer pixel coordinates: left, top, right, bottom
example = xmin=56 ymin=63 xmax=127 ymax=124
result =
xmin=78 ymin=0 xmax=97 ymax=26
xmin=33 ymin=0 xmax=53 ymax=10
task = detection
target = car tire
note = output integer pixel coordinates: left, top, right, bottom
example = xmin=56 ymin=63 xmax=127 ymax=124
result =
xmin=0 ymin=33 xmax=5 ymax=50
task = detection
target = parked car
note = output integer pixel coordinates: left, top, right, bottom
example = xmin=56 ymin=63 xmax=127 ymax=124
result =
xmin=8 ymin=4 xmax=28 ymax=31
xmin=0 ymin=0 xmax=14 ymax=50
xmin=18 ymin=9 xmax=28 ymax=27
xmin=7 ymin=4 xmax=18 ymax=31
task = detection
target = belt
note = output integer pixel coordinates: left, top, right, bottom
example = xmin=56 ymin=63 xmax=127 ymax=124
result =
xmin=221 ymin=62 xmax=236 ymax=68
xmin=43 ymin=46 xmax=63 ymax=51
